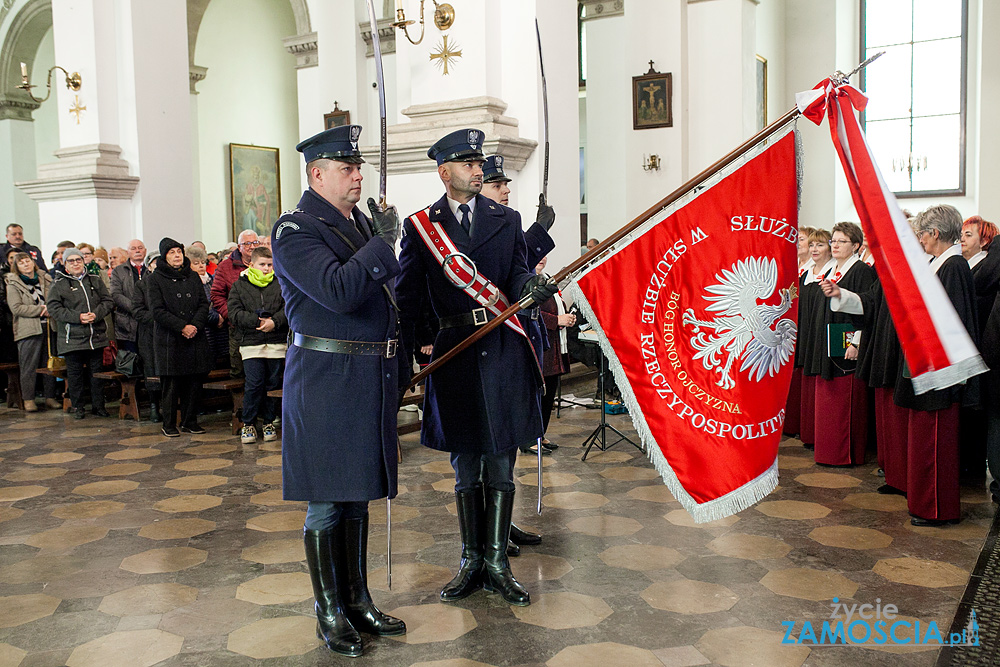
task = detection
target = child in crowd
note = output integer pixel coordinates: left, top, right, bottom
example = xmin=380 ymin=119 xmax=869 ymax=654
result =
xmin=227 ymin=246 xmax=287 ymax=444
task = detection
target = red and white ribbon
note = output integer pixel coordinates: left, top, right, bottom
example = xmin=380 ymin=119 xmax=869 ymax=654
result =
xmin=409 ymin=208 xmax=529 ymax=342
xmin=798 ymin=79 xmax=987 ymax=393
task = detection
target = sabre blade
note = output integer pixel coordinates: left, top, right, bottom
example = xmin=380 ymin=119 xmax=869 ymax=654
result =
xmin=366 ymin=0 xmax=388 ymax=210
xmin=535 ymin=19 xmax=549 ymax=202
xmin=386 ymin=497 xmax=392 ymax=589
xmin=537 ymin=436 xmax=542 ymax=514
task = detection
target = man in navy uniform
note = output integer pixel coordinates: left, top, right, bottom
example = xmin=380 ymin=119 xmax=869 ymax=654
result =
xmin=480 ymin=154 xmax=555 ymax=269
xmin=396 ymin=128 xmax=558 ymax=606
xmin=272 ymin=124 xmax=405 ymax=657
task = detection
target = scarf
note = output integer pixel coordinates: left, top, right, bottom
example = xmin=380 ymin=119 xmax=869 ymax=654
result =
xmin=18 ymin=273 xmax=39 ymax=286
xmin=246 ymin=266 xmax=274 ymax=288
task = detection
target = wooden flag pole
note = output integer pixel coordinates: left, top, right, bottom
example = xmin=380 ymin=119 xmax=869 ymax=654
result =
xmin=406 ymin=107 xmax=800 ymax=390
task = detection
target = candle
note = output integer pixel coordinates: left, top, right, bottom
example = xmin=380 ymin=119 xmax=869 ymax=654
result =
xmin=396 ymin=0 xmax=402 ymax=12
xmin=20 ymin=62 xmax=27 ymax=79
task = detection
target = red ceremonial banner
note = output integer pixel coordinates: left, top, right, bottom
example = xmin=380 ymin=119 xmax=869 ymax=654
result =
xmin=568 ymin=130 xmax=799 ymax=521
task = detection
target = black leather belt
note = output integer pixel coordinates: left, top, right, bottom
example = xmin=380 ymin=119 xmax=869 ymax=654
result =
xmin=439 ymin=307 xmax=491 ymax=329
xmin=292 ymin=332 xmax=398 ymax=358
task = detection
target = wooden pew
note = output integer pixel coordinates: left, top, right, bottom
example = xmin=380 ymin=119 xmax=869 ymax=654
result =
xmin=92 ymin=371 xmax=140 ymax=421
xmin=0 ymin=362 xmax=23 ymax=410
xmin=202 ymin=377 xmax=245 ymax=435
xmin=35 ymin=367 xmax=70 ymax=411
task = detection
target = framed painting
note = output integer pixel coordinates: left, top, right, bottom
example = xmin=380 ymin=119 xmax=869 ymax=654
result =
xmin=632 ymin=66 xmax=672 ymax=130
xmin=230 ymin=143 xmax=281 ymax=241
xmin=324 ymin=103 xmax=351 ymax=130
xmin=756 ymin=55 xmax=768 ymax=131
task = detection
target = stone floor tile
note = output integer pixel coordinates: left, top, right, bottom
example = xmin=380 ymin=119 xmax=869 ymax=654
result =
xmin=388 ymin=604 xmax=477 ymax=644
xmin=641 ymin=579 xmax=738 ymax=614
xmin=0 ymin=594 xmax=61 ymax=628
xmin=567 ymin=514 xmax=643 ymax=536
xmin=89 ymin=463 xmax=152 ymax=476
xmin=255 ymin=455 xmax=282 ymax=467
xmin=227 ymin=616 xmax=318 ymax=659
xmin=517 ymin=472 xmax=581 ymax=487
xmin=696 ymin=626 xmax=810 ymax=667
xmin=117 ymin=434 xmax=170 ymax=447
xmin=547 ymin=642 xmax=661 ymax=667
xmin=510 ymin=553 xmax=574 ymax=582
xmin=627 ymin=485 xmax=677 ymax=503
xmin=240 ymin=538 xmax=303 ymax=564
xmin=153 ymin=495 xmax=222 ymax=513
xmin=159 ymin=598 xmax=259 ymax=638
xmin=24 ymin=452 xmax=83 ymax=465
xmin=65 ymin=629 xmax=183 ymax=667
xmin=651 ymin=645 xmax=711 ymax=667
xmin=599 ymin=544 xmax=685 ymax=570
xmin=370 ymin=563 xmax=452 ymax=594
xmin=174 ymin=458 xmax=233 ymax=472
xmin=0 ymin=485 xmax=48 ymax=502
xmin=760 ymin=567 xmax=859 ymax=601
xmin=663 ymin=509 xmax=740 ymax=528
xmin=0 ymin=508 xmax=23 ymax=524
xmin=755 ymin=500 xmax=831 ymax=520
xmin=905 ymin=520 xmax=989 ymax=542
xmin=368 ymin=529 xmax=434 ymax=554
xmin=873 ymin=557 xmax=970 ymax=588
xmin=777 ymin=455 xmax=813 ymax=470
xmin=410 ymin=660 xmax=496 ymax=667
xmin=24 ymin=525 xmax=109 ymax=551
xmin=246 ymin=511 xmax=307 ymax=532
xmin=809 ymin=525 xmax=893 ymax=550
xmin=5 ymin=467 xmax=67 ymax=482
xmin=253 ymin=470 xmax=282 ymax=485
xmin=599 ymin=466 xmax=661 ymax=481
xmin=420 ymin=460 xmax=457 ymax=474
xmin=368 ymin=502 xmax=421 ymax=524
xmin=707 ymin=533 xmax=792 ymax=560
xmin=104 ymin=448 xmax=160 ymax=460
xmin=248 ymin=489 xmax=299 ymax=507
xmin=71 ymin=480 xmax=139 ymax=496
xmin=182 ymin=444 xmax=237 ymax=456
xmin=541 ymin=491 xmax=609 ymax=509
xmin=164 ymin=475 xmax=227 ymax=490
xmin=235 ymin=572 xmax=312 ymax=605
xmin=0 ymin=643 xmax=27 ymax=667
xmin=98 ymin=582 xmax=198 ymax=616
xmin=513 ymin=591 xmax=612 ymax=629
xmin=842 ymin=492 xmax=909 ymax=512
xmin=138 ymin=518 xmax=216 ymax=540
xmin=0 ymin=555 xmax=87 ymax=584
xmin=795 ymin=472 xmax=863 ymax=488
xmin=120 ymin=547 xmax=207 ymax=574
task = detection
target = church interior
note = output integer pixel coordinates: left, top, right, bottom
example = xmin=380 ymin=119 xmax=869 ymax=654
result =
xmin=2 ymin=0 xmax=1000 ymax=665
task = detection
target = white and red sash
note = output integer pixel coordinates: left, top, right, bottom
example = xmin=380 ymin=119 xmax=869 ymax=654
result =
xmin=409 ymin=207 xmax=529 ymax=342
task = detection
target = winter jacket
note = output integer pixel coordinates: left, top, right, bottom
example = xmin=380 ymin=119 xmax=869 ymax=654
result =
xmin=5 ymin=271 xmax=52 ymax=341
xmin=146 ymin=259 xmax=212 ymax=376
xmin=209 ymin=248 xmax=248 ymax=321
xmin=201 ymin=274 xmax=229 ymax=362
xmin=45 ymin=271 xmax=113 ymax=354
xmin=227 ymin=273 xmax=288 ymax=347
xmin=110 ymin=262 xmax=145 ymax=341
xmin=1 ymin=241 xmax=47 ymax=273
xmin=132 ymin=277 xmax=157 ymax=377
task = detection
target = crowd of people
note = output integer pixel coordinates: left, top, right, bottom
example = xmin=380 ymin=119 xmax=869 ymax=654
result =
xmin=788 ymin=205 xmax=999 ymax=527
xmin=1 ymin=223 xmax=285 ymax=444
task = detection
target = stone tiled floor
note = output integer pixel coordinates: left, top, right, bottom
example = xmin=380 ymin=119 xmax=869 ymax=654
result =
xmin=0 ymin=396 xmax=995 ymax=667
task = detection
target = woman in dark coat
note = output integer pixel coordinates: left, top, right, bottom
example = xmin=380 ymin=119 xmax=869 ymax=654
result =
xmin=534 ymin=256 xmax=574 ymax=451
xmin=132 ymin=252 xmax=161 ymax=421
xmin=812 ymin=222 xmax=876 ymax=466
xmin=46 ymin=248 xmax=114 ymax=418
xmin=146 ymin=238 xmax=212 ymax=437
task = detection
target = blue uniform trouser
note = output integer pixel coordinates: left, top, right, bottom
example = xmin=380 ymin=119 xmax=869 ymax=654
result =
xmin=304 ymin=501 xmax=368 ymax=532
xmin=451 ymin=450 xmax=516 ymax=493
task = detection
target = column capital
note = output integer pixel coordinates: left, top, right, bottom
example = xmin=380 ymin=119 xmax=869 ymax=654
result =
xmin=189 ymin=65 xmax=208 ymax=94
xmin=16 ymin=143 xmax=139 ymax=202
xmin=580 ymin=0 xmax=624 ymax=21
xmin=0 ymin=94 xmax=41 ymax=122
xmin=283 ymin=32 xmax=318 ymax=69
xmin=359 ymin=17 xmax=396 ymax=57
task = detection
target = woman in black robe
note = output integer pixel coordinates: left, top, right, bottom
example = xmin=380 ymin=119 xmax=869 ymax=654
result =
xmin=796 ymin=228 xmax=835 ymax=449
xmin=812 ymin=223 xmax=876 ymax=466
xmin=783 ymin=226 xmax=818 ymax=437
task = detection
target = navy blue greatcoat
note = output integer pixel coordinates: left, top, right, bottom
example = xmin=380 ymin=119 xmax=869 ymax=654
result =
xmin=272 ymin=188 xmax=401 ymax=502
xmin=396 ymin=193 xmax=544 ymax=454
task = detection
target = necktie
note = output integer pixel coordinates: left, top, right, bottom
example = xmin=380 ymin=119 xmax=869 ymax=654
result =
xmin=458 ymin=204 xmax=471 ymax=235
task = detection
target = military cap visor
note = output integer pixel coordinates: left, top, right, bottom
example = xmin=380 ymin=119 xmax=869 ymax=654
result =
xmin=296 ymin=125 xmax=365 ymax=164
xmin=483 ymin=172 xmax=511 ymax=183
xmin=482 ymin=155 xmax=511 ymax=183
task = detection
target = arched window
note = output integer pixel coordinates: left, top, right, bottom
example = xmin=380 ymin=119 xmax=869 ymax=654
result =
xmin=861 ymin=0 xmax=967 ymax=197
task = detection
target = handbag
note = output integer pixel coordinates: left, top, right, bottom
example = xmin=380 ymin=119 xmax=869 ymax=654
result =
xmin=115 ymin=348 xmax=142 ymax=377
xmin=46 ymin=320 xmax=65 ymax=371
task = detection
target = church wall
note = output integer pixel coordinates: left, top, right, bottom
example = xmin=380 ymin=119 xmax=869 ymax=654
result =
xmin=194 ymin=0 xmax=298 ymax=252
xmin=31 ymin=27 xmax=57 ymax=175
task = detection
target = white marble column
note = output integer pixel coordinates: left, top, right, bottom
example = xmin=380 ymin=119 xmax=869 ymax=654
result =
xmin=16 ymin=0 xmax=193 ymax=252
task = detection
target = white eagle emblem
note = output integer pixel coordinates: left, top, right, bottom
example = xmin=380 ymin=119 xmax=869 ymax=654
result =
xmin=468 ymin=130 xmax=480 ymax=147
xmin=494 ymin=156 xmax=503 ymax=167
xmin=350 ymin=125 xmax=361 ymax=148
xmin=682 ymin=257 xmax=796 ymax=391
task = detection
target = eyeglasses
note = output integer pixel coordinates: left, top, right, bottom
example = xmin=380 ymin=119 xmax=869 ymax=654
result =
xmin=239 ymin=241 xmax=260 ymax=248
xmin=829 ymin=239 xmax=852 ymax=246
xmin=65 ymin=258 xmax=84 ymax=263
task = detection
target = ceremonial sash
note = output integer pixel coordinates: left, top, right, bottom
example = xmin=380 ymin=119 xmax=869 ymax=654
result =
xmin=409 ymin=207 xmax=529 ymax=343
xmin=797 ymin=79 xmax=987 ymax=393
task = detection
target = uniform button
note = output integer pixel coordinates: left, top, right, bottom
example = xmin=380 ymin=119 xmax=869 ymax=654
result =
xmin=373 ymin=267 xmax=380 ymax=274
xmin=536 ymin=247 xmax=542 ymax=252
xmin=386 ymin=373 xmax=391 ymax=378
xmin=481 ymin=351 xmax=487 ymax=357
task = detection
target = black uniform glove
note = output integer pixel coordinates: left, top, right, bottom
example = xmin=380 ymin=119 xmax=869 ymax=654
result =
xmin=519 ymin=274 xmax=558 ymax=306
xmin=535 ymin=193 xmax=556 ymax=231
xmin=368 ymin=198 xmax=402 ymax=248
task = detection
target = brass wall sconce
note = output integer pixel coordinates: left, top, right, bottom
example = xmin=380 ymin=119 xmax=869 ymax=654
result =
xmin=392 ymin=0 xmax=455 ymax=45
xmin=18 ymin=61 xmax=82 ymax=104
xmin=642 ymin=154 xmax=661 ymax=172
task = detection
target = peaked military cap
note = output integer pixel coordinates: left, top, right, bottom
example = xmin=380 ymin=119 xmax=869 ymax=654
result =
xmin=427 ymin=128 xmax=486 ymax=165
xmin=296 ymin=125 xmax=365 ymax=164
xmin=482 ymin=154 xmax=511 ymax=183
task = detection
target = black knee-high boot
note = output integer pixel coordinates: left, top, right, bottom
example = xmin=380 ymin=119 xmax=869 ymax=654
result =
xmin=440 ymin=487 xmax=485 ymax=601
xmin=483 ymin=488 xmax=530 ymax=606
xmin=303 ymin=528 xmax=363 ymax=657
xmin=341 ymin=515 xmax=406 ymax=636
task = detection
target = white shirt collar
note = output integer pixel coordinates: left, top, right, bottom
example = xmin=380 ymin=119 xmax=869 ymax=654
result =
xmin=803 ymin=258 xmax=836 ymax=285
xmin=829 ymin=254 xmax=861 ymax=283
xmin=930 ymin=243 xmax=963 ymax=274
xmin=968 ymin=250 xmax=988 ymax=269
xmin=446 ymin=196 xmax=476 ymax=221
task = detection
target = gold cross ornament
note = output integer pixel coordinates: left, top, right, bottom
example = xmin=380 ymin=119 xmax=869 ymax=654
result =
xmin=69 ymin=95 xmax=87 ymax=125
xmin=430 ymin=35 xmax=462 ymax=75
